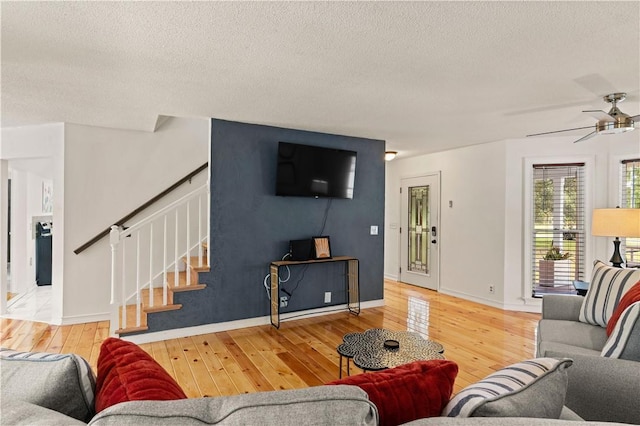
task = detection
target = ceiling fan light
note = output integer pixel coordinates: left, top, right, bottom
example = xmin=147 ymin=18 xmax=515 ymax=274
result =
xmin=597 ymin=119 xmax=635 ymax=134
xmin=385 ymin=151 xmax=398 ymax=161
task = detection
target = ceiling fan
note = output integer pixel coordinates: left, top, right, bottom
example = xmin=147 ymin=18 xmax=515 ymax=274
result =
xmin=527 ymin=92 xmax=639 ymax=143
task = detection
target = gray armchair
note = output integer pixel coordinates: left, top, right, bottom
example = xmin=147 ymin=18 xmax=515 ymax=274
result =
xmin=537 ymin=295 xmax=640 ymax=424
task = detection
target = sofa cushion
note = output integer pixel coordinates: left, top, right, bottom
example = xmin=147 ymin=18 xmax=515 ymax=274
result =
xmin=0 ymin=348 xmax=96 ymax=422
xmin=537 ymin=319 xmax=608 ymax=354
xmin=601 ymin=301 xmax=640 ymax=361
xmin=95 ymin=337 xmax=187 ymax=413
xmin=0 ymin=399 xmax=86 ymax=426
xmin=579 ymin=260 xmax=640 ymax=327
xmin=442 ymin=358 xmax=572 ymax=418
xmin=327 ymin=360 xmax=458 ymax=426
xmin=89 ymin=385 xmax=378 ymax=425
xmin=606 ymin=280 xmax=640 ymax=336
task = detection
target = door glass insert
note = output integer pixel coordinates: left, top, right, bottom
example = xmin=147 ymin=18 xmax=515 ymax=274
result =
xmin=408 ymin=185 xmax=429 ymax=273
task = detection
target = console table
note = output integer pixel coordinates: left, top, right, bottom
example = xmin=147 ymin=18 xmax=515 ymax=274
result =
xmin=269 ymin=256 xmax=360 ymax=328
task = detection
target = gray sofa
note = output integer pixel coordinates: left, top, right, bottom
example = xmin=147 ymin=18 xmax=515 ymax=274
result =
xmin=536 ymin=294 xmax=640 ymax=424
xmin=1 ymin=344 xmax=636 ymax=426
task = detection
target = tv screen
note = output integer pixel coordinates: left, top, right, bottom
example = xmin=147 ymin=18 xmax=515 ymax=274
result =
xmin=276 ymin=142 xmax=357 ymax=199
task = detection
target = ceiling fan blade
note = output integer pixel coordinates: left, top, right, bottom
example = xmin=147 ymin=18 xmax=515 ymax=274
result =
xmin=574 ymin=74 xmax=617 ymax=98
xmin=573 ymin=131 xmax=597 ymax=143
xmin=631 ymin=114 xmax=640 ymax=120
xmin=527 ymin=125 xmax=595 ymax=137
xmin=583 ymin=110 xmax=614 ymax=121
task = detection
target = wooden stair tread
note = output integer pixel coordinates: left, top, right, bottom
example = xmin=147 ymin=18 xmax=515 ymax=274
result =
xmin=170 ymin=284 xmax=207 ymax=292
xmin=115 ymin=326 xmax=148 ymax=335
xmin=144 ymin=304 xmax=182 ymax=313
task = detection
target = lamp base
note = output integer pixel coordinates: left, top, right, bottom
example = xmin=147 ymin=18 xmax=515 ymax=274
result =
xmin=610 ymin=237 xmax=624 ymax=268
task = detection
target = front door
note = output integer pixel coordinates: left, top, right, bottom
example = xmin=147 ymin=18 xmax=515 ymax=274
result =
xmin=400 ymin=174 xmax=440 ymax=290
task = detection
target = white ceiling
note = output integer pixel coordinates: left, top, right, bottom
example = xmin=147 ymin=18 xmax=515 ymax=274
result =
xmin=2 ymin=1 xmax=639 ymax=158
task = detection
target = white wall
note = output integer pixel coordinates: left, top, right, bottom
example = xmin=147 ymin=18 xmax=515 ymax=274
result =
xmin=385 ymin=141 xmax=508 ymax=307
xmin=385 ymin=131 xmax=640 ymax=312
xmin=62 ymin=117 xmax=209 ymax=323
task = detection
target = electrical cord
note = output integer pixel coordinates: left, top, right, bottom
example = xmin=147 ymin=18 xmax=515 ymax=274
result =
xmin=264 ymin=198 xmax=333 ymax=302
xmin=284 ymin=198 xmax=332 ymax=302
xmin=318 ymin=198 xmax=332 ymax=236
xmin=262 ymin=252 xmax=292 ymax=299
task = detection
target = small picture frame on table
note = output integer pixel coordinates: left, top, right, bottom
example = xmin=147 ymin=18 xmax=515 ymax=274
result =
xmin=313 ymin=236 xmax=332 ymax=259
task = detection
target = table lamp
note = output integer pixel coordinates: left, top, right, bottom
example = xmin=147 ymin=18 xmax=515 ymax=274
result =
xmin=592 ymin=208 xmax=640 ymax=267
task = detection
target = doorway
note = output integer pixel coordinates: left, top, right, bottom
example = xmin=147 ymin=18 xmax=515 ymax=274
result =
xmin=400 ymin=173 xmax=440 ymax=290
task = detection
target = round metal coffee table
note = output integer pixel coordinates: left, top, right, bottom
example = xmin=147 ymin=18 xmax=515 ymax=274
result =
xmin=336 ymin=328 xmax=445 ymax=378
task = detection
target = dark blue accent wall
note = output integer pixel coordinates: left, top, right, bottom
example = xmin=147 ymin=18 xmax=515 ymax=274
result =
xmin=146 ymin=119 xmax=384 ymax=332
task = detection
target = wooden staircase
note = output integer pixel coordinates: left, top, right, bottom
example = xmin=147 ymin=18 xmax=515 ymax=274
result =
xmin=116 ymin=248 xmax=209 ymax=335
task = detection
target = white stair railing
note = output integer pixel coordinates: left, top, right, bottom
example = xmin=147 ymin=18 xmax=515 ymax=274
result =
xmin=109 ymin=183 xmax=210 ymax=335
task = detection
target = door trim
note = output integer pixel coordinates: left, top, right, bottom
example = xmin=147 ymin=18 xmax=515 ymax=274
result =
xmin=398 ymin=171 xmax=441 ymax=291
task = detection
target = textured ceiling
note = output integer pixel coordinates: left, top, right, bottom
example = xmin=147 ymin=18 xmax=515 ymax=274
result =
xmin=2 ymin=1 xmax=639 ymax=158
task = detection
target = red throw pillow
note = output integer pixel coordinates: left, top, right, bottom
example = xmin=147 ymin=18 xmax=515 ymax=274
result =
xmin=607 ymin=280 xmax=640 ymax=336
xmin=95 ymin=337 xmax=187 ymax=413
xmin=327 ymin=360 xmax=458 ymax=426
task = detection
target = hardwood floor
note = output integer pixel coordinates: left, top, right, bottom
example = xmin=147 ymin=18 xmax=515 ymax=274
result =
xmin=0 ymin=280 xmax=540 ymax=396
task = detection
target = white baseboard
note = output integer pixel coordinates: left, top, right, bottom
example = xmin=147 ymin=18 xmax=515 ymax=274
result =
xmin=60 ymin=312 xmax=111 ymax=325
xmin=123 ymin=299 xmax=385 ymax=345
xmin=438 ymin=287 xmax=541 ymax=313
xmin=384 ymin=273 xmax=398 ymax=281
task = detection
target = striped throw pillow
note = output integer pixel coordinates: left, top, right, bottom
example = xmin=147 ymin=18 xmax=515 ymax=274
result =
xmin=579 ymin=260 xmax=640 ymax=327
xmin=442 ymin=358 xmax=573 ymax=418
xmin=601 ymin=301 xmax=640 ymax=361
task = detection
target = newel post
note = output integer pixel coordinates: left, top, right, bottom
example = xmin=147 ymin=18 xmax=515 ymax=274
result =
xmin=109 ymin=225 xmax=121 ymax=335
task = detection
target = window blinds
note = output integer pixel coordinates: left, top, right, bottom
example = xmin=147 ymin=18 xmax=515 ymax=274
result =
xmin=621 ymin=159 xmax=640 ymax=265
xmin=531 ymin=163 xmax=585 ymax=292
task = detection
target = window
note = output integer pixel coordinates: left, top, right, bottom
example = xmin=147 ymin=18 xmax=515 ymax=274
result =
xmin=531 ymin=163 xmax=585 ymax=295
xmin=621 ymin=159 xmax=640 ymax=265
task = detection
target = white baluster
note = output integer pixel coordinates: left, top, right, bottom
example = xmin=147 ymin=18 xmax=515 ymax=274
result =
xmin=109 ymin=226 xmax=120 ymax=305
xmin=149 ymin=222 xmax=154 ymax=308
xmin=163 ymin=215 xmax=168 ymax=306
xmin=174 ymin=209 xmax=179 ymax=289
xmin=136 ymin=232 xmax=141 ymax=328
xmin=198 ymin=195 xmax=203 ymax=267
xmin=187 ymin=201 xmax=191 ymax=286
xmin=121 ymin=242 xmax=127 ymax=331
xmin=207 ymin=182 xmax=211 ymax=266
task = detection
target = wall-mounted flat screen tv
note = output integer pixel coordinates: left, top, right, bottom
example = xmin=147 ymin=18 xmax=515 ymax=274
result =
xmin=276 ymin=142 xmax=357 ymax=199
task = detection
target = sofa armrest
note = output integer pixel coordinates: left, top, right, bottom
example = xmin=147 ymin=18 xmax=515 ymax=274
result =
xmin=545 ymin=352 xmax=640 ymax=424
xmin=542 ymin=295 xmax=583 ymax=321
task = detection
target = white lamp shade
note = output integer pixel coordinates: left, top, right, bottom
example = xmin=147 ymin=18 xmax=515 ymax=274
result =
xmin=592 ymin=208 xmax=640 ymax=237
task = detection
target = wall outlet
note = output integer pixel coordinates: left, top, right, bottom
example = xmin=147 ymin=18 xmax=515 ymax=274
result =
xmin=280 ymin=296 xmax=288 ymax=308
xmin=324 ymin=291 xmax=331 ymax=303
xmin=370 ymin=225 xmax=378 ymax=235
xmin=489 ymin=285 xmax=495 ymax=294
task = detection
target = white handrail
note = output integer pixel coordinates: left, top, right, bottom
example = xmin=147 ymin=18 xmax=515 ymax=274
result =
xmin=121 ymin=184 xmax=208 ymax=237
